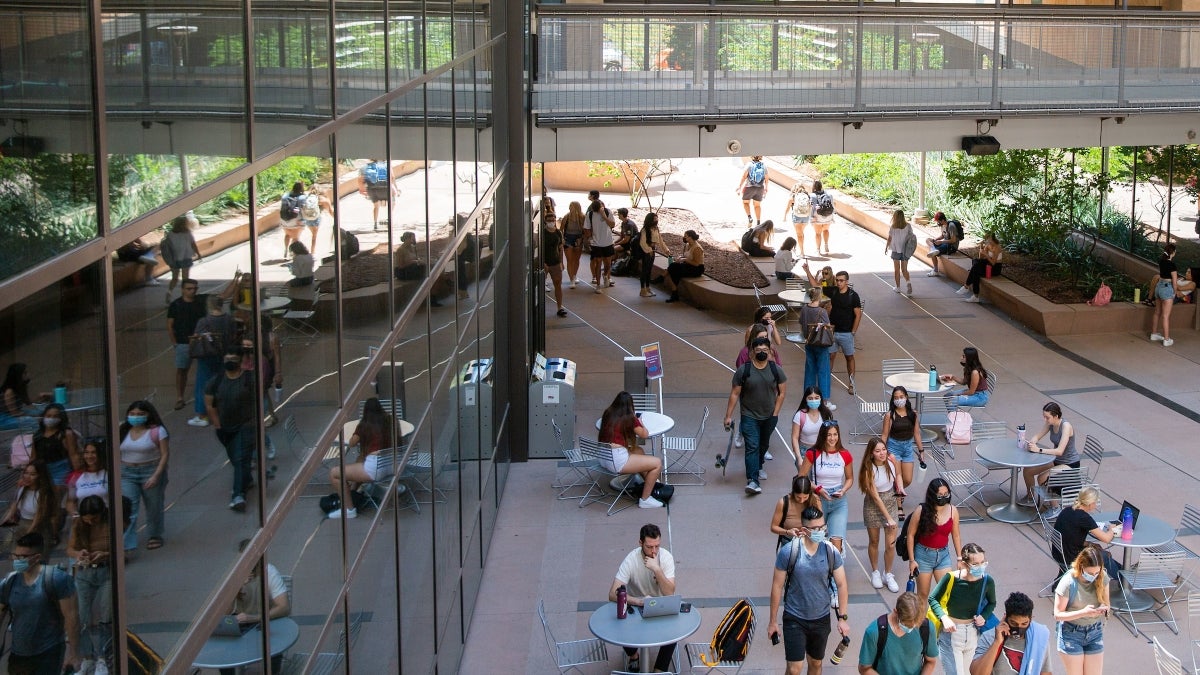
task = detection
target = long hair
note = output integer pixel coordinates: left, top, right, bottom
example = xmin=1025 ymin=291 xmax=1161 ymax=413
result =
xmin=81 ymin=438 xmax=108 ymax=473
xmin=21 ymin=461 xmax=59 ymax=530
xmin=1072 ymin=486 xmax=1100 ymax=510
xmin=358 ymin=397 xmax=394 ymax=449
xmin=887 ymin=386 xmax=916 ymax=423
xmin=36 ymin=403 xmax=70 ymax=439
xmin=119 ymin=400 xmax=166 ymax=442
xmin=814 ymin=421 xmax=844 ymax=453
xmin=566 ymin=201 xmax=584 ymax=225
xmin=795 ymin=386 xmax=833 ymax=420
xmin=858 ymin=437 xmax=894 ymax=494
xmin=1070 ymin=544 xmax=1110 ymax=608
xmin=890 ymin=209 xmax=907 ymax=229
xmin=745 ymin=323 xmax=769 ymax=348
xmin=1 ymin=363 xmax=30 ymax=405
xmin=916 ymin=478 xmax=951 ymax=540
xmin=961 ymin=347 xmax=987 ymax=382
xmin=788 ymin=476 xmax=820 ymax=512
xmin=600 ymin=391 xmax=638 ymax=448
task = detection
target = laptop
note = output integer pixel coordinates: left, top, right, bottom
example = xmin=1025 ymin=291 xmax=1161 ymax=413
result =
xmin=1110 ymin=501 xmax=1140 ymax=530
xmin=212 ymin=615 xmax=253 ymax=637
xmin=641 ymin=595 xmax=683 ymax=618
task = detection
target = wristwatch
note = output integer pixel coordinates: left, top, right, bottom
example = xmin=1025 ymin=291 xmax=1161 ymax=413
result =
xmin=837 ymin=613 xmax=849 ymax=621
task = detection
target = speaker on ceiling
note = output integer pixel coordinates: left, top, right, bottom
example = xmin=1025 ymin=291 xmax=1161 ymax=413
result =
xmin=961 ymin=136 xmax=1001 ymax=156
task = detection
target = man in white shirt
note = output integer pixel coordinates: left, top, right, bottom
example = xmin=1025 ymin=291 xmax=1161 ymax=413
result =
xmin=607 ymin=524 xmax=676 ymax=672
xmin=583 ymin=190 xmax=617 ymax=293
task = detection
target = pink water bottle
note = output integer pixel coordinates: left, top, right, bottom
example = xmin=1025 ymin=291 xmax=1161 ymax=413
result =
xmin=617 ymin=585 xmax=628 ymax=619
xmin=1017 ymin=424 xmax=1026 ymax=449
xmin=1121 ymin=507 xmax=1134 ymax=541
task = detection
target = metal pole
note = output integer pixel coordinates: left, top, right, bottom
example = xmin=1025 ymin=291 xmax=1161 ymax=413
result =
xmin=919 ymin=152 xmax=927 ymax=211
xmin=1131 ymin=147 xmax=1138 ymax=251
xmin=1166 ymin=145 xmax=1175 ymax=239
xmin=1098 ymin=146 xmax=1109 ymax=230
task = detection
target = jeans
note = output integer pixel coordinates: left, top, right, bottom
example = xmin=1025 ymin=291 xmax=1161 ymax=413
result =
xmin=740 ymin=415 xmax=778 ymax=482
xmin=216 ymin=424 xmax=255 ymax=498
xmin=76 ymin=566 xmax=113 ymax=661
xmin=936 ymin=622 xmax=980 ymax=675
xmin=804 ymin=344 xmax=832 ymax=400
xmin=195 ymin=357 xmax=218 ymax=416
xmin=955 ymin=390 xmax=990 ymax=407
xmin=820 ymin=494 xmax=849 ymax=541
xmin=122 ymin=462 xmax=167 ymax=551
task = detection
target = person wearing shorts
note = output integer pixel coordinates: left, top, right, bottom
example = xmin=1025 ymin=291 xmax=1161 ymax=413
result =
xmin=583 ymin=190 xmax=616 ymax=293
xmin=326 ymin=398 xmax=393 ymax=519
xmin=279 ymin=182 xmax=306 ymax=259
xmin=810 ymin=181 xmax=835 ymax=254
xmin=826 ymin=272 xmax=862 ymax=395
xmin=906 ymin=479 xmax=962 ymax=602
xmin=784 ymin=184 xmax=812 ymax=256
xmin=736 ymin=156 xmax=769 ymax=227
xmin=767 ymin=506 xmax=850 ymax=675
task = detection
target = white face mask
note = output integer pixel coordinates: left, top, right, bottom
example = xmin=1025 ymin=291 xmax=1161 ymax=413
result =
xmin=893 ymin=398 xmax=907 ymax=408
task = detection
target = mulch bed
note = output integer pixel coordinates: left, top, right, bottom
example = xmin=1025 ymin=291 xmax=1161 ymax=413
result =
xmin=958 ymin=247 xmax=1095 ymax=305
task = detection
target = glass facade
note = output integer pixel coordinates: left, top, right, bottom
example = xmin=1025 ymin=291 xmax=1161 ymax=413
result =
xmin=0 ymin=0 xmax=525 ymax=671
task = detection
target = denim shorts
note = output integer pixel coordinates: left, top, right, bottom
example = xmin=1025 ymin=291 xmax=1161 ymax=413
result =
xmin=1057 ymin=620 xmax=1104 ymax=655
xmin=1156 ymin=279 xmax=1176 ymax=300
xmin=891 ymin=251 xmax=910 ymax=261
xmin=820 ymin=494 xmax=849 ymax=542
xmin=914 ymin=542 xmax=954 ymax=573
xmin=173 ymin=343 xmax=192 ymax=369
xmin=791 ymin=215 xmax=811 ymax=226
xmin=887 ymin=437 xmax=916 ymax=463
xmin=934 ymin=242 xmax=955 ymax=256
xmin=832 ymin=331 xmax=855 ymax=356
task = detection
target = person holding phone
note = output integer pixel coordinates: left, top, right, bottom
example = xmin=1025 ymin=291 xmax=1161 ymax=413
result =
xmin=970 ymin=592 xmax=1052 ymax=675
xmin=798 ymin=421 xmax=854 ymax=553
xmin=607 ymin=524 xmax=676 ymax=673
xmin=1052 ymin=545 xmax=1109 ymax=675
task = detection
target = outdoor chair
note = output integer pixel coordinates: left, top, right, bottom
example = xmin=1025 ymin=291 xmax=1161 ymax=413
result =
xmin=1082 ymin=434 xmax=1106 ymax=483
xmin=630 ymin=393 xmax=660 ymax=414
xmin=549 ymin=418 xmax=604 ymax=505
xmin=684 ymin=598 xmax=757 ymax=674
xmin=753 ymin=286 xmax=786 ymax=325
xmin=970 ymin=421 xmax=1011 ymax=493
xmin=578 ymin=437 xmax=639 ymax=516
xmin=881 ymin=358 xmax=915 ymax=397
xmin=1034 ymin=467 xmax=1086 ymax=522
xmin=280 ymin=291 xmax=322 ymax=344
xmin=1188 ymin=590 xmax=1200 ymax=674
xmin=1038 ymin=524 xmax=1067 ymax=598
xmin=1115 ymin=549 xmax=1186 ymax=637
xmin=661 ymin=406 xmax=708 ymax=486
xmin=928 ymin=445 xmax=984 ymax=522
xmin=1147 ymin=503 xmax=1200 ymax=589
xmin=947 ymin=370 xmax=997 ymax=413
xmin=1153 ymin=635 xmax=1185 ymax=675
xmin=852 ymin=401 xmax=889 ymax=440
xmin=284 ymin=614 xmax=364 ymax=675
xmin=537 ymin=599 xmax=609 ymax=675
xmin=782 ymin=277 xmax=807 ymax=335
xmin=917 ymin=394 xmax=952 ymax=430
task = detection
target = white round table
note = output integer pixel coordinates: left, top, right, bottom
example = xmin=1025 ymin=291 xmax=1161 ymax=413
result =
xmin=237 ymin=296 xmax=291 ymax=313
xmin=777 ymin=289 xmax=809 ymax=304
xmin=595 ymin=411 xmax=675 ymax=439
xmin=1095 ymin=511 xmax=1177 ymax=612
xmin=974 ymin=438 xmax=1052 ymax=523
xmin=589 ymin=601 xmax=701 ymax=670
xmin=884 ymin=371 xmax=953 ymax=397
xmin=193 ymin=617 xmax=299 ymax=670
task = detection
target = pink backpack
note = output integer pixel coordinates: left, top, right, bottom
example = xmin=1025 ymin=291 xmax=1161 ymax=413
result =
xmin=9 ymin=434 xmax=32 ymax=467
xmin=1087 ymin=282 xmax=1112 ymax=307
xmin=946 ymin=410 xmax=973 ymax=445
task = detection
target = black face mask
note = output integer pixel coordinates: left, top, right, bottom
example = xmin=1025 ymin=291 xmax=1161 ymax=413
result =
xmin=754 ymin=351 xmax=769 ymax=362
xmin=223 ymin=361 xmax=240 ymax=372
xmin=1006 ymin=623 xmax=1024 ymax=639
xmin=935 ymin=495 xmax=951 ymax=506
xmin=242 ymin=347 xmax=254 ymax=354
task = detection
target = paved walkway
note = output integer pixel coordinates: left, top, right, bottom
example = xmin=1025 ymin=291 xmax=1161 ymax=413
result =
xmin=461 ymin=157 xmax=1200 ymax=674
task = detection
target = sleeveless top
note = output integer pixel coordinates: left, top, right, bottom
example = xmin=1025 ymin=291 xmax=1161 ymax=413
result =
xmin=33 ymin=432 xmax=69 ymax=465
xmin=872 ymin=463 xmax=895 ymax=493
xmin=1050 ymin=423 xmax=1079 ymax=466
xmin=918 ymin=509 xmax=954 ymax=549
xmin=888 ymin=409 xmax=915 ymax=441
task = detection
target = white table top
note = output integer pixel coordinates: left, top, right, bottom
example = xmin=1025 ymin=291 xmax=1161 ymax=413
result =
xmin=193 ymin=617 xmax=300 ymax=668
xmin=589 ymin=602 xmax=702 ymax=649
xmin=975 ymin=438 xmax=1055 ymax=469
xmin=1094 ymin=511 xmax=1176 ymax=550
xmin=777 ymin=289 xmax=810 ymax=304
xmin=237 ymin=296 xmax=291 ymax=313
xmin=595 ymin=411 xmax=675 ymax=438
xmin=884 ymin=372 xmax=953 ymax=396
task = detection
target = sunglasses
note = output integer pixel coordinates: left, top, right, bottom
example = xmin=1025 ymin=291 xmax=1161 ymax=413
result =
xmin=822 ymin=420 xmax=839 ymax=428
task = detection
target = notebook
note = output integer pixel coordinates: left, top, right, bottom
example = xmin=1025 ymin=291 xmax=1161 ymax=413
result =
xmin=212 ymin=615 xmax=253 ymax=637
xmin=1110 ymin=501 xmax=1140 ymax=530
xmin=641 ymin=595 xmax=683 ymax=618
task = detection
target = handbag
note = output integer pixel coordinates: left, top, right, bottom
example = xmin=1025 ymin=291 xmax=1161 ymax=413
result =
xmin=975 ymin=575 xmax=999 ymax=632
xmin=926 ymin=573 xmax=955 ymax=633
xmin=650 ymin=481 xmax=675 ymax=505
xmin=803 ymin=307 xmax=834 ymax=348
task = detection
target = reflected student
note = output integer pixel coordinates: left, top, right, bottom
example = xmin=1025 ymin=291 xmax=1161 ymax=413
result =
xmin=220 ymin=539 xmax=292 ymax=675
xmin=68 ymin=496 xmax=113 ymax=675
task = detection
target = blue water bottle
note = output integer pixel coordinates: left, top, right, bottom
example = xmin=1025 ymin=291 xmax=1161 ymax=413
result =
xmin=1121 ymin=507 xmax=1134 ymax=541
xmin=906 ymin=571 xmax=917 ymax=593
xmin=928 ymin=365 xmax=938 ymax=390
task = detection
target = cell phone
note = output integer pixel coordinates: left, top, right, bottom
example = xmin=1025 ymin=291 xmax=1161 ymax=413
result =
xmin=771 ymin=632 xmax=781 ymax=646
xmin=681 ymin=602 xmax=692 ymax=613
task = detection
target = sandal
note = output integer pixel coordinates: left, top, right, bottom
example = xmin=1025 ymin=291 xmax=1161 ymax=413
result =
xmin=626 ymin=652 xmax=641 ymax=673
xmin=556 ymin=309 xmax=568 ymax=317
xmin=174 ymin=399 xmax=186 ymax=410
xmin=146 ymin=537 xmax=164 ymax=550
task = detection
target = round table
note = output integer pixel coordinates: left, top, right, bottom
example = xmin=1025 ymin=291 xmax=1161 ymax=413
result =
xmin=974 ymin=438 xmax=1052 ymax=523
xmin=1095 ymin=511 xmax=1177 ymax=611
xmin=193 ymin=617 xmax=300 ymax=670
xmin=884 ymin=372 xmax=953 ymax=398
xmin=589 ymin=601 xmax=701 ymax=669
xmin=237 ymin=296 xmax=291 ymax=313
xmin=777 ymin=289 xmax=809 ymax=304
xmin=595 ymin=412 xmax=674 ymax=439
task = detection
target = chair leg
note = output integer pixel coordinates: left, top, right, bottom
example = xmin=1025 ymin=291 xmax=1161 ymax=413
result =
xmin=664 ymin=447 xmax=706 ymax=486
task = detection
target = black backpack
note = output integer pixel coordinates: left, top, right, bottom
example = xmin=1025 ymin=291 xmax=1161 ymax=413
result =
xmin=947 ymin=219 xmax=965 ymax=243
xmin=280 ymin=193 xmax=301 ymax=220
xmin=736 ymin=361 xmax=783 ymax=391
xmin=872 ymin=613 xmax=931 ymax=670
xmin=895 ymin=514 xmax=915 ymax=560
xmin=814 ymin=193 xmax=834 ymax=217
xmin=701 ymin=599 xmax=754 ymax=665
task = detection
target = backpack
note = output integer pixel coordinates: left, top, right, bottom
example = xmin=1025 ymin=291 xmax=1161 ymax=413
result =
xmin=895 ymin=514 xmax=915 ymax=560
xmin=872 ymin=613 xmax=931 ymax=670
xmin=947 ymin=219 xmax=965 ymax=243
xmin=784 ymin=536 xmax=838 ymax=608
xmin=362 ymin=161 xmax=388 ymax=185
xmin=791 ymin=190 xmax=811 ymax=218
xmin=701 ymin=598 xmax=755 ymax=665
xmin=747 ymin=161 xmax=766 ymax=187
xmin=814 ymin=193 xmax=834 ymax=217
xmin=736 ymin=361 xmax=783 ymax=392
xmin=280 ymin=193 xmax=300 ymax=220
xmin=1087 ymin=282 xmax=1112 ymax=307
xmin=0 ymin=565 xmax=65 ymax=631
xmin=946 ymin=410 xmax=973 ymax=445
xmin=300 ymin=193 xmax=321 ymax=221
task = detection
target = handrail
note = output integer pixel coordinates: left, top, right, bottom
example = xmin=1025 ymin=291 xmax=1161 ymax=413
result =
xmin=535 ymin=3 xmax=1200 ymax=21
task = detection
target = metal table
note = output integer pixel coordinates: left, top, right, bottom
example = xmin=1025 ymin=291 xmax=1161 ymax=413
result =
xmin=974 ymin=438 xmax=1052 ymax=523
xmin=192 ymin=617 xmax=300 ymax=672
xmin=236 ymin=296 xmax=291 ymax=314
xmin=596 ymin=412 xmax=675 ymax=486
xmin=1095 ymin=511 xmax=1177 ymax=613
xmin=589 ymin=601 xmax=701 ymax=671
xmin=884 ymin=372 xmax=953 ymax=403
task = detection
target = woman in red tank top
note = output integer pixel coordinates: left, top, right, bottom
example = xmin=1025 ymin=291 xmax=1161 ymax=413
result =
xmin=905 ymin=477 xmax=962 ymax=602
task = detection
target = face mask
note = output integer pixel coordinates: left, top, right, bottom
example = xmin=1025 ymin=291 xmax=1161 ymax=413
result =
xmin=807 ymin=529 xmax=827 ymax=544
xmin=1081 ymin=570 xmax=1099 ymax=583
xmin=893 ymin=398 xmax=907 ymax=407
xmin=899 ymin=621 xmax=917 ymax=635
xmin=754 ymin=351 xmax=769 ymax=362
xmin=223 ymin=361 xmax=240 ymax=372
xmin=935 ymin=495 xmax=951 ymax=506
xmin=12 ymin=559 xmax=30 ymax=573
xmin=127 ymin=415 xmax=148 ymax=426
xmin=969 ymin=564 xmax=988 ymax=578
xmin=1006 ymin=624 xmax=1024 ymax=639
xmin=806 ymin=399 xmax=821 ymax=410
xmin=42 ymin=418 xmax=60 ymax=428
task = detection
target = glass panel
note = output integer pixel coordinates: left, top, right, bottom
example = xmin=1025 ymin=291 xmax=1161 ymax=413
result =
xmin=0 ymin=3 xmax=96 ymax=279
xmin=103 ymin=1 xmax=247 ymax=226
xmin=269 ymin=502 xmax=346 ymax=672
xmin=334 ymin=9 xmax=386 ymax=115
xmin=430 ymin=352 xmax=461 ymax=662
xmin=347 ymin=523 xmax=399 ymax=672
xmin=253 ymin=3 xmax=333 ymax=157
xmin=397 ymin=424 xmax=435 ymax=674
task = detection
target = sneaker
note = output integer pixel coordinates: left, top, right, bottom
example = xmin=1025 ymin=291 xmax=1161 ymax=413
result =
xmin=1163 ymin=338 xmax=1175 ymax=347
xmin=893 ymin=286 xmax=902 ymax=293
xmin=187 ymin=416 xmax=209 ymax=427
xmin=1018 ymin=494 xmax=1036 ymax=507
xmin=734 ymin=434 xmax=743 ymax=448
xmin=758 ymin=470 xmax=768 ymax=481
xmin=956 ymin=286 xmax=970 ymax=295
xmin=926 ymin=270 xmax=940 ymax=277
xmin=606 ymin=275 xmax=614 ymax=287
xmin=964 ymin=295 xmax=981 ymax=303
xmin=627 ymin=652 xmax=642 ymax=672
xmin=229 ymin=495 xmax=246 ymax=512
xmin=569 ymin=279 xmax=577 ymax=289
xmin=745 ymin=481 xmax=762 ymax=495
xmin=638 ymin=496 xmax=664 ymax=509
xmin=906 ymin=283 xmax=913 ymax=295
xmin=827 ymin=402 xmax=837 ymax=412
xmin=93 ymin=660 xmax=109 ymax=675
xmin=327 ymin=507 xmax=357 ymax=519
xmin=591 ymin=278 xmax=600 ymax=285
xmin=144 ymin=277 xmax=162 ymax=286
xmin=79 ymin=659 xmax=95 ymax=675
xmin=885 ymin=573 xmax=900 ymax=593
xmin=594 ymin=285 xmax=602 ymax=294
xmin=1150 ymin=333 xmax=1164 ymax=341
xmin=847 ymin=378 xmax=856 ymax=396
xmin=928 ymin=250 xmax=941 ymax=257
xmin=764 ymin=450 xmax=774 ymax=461
xmin=871 ymin=570 xmax=884 ymax=589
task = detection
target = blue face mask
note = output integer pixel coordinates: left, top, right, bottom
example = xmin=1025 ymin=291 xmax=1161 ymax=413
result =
xmin=1081 ymin=570 xmax=1099 ymax=583
xmin=806 ymin=399 xmax=821 ymax=409
xmin=12 ymin=558 xmax=30 ymax=573
xmin=899 ymin=620 xmax=916 ymax=635
xmin=969 ymin=564 xmax=988 ymax=578
xmin=127 ymin=415 xmax=148 ymax=427
xmin=807 ymin=529 xmax=827 ymax=544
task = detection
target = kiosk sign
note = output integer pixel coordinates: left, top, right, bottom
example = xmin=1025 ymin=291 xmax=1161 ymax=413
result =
xmin=641 ymin=343 xmax=663 ymax=381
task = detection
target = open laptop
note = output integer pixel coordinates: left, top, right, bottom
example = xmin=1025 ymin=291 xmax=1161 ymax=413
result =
xmin=641 ymin=595 xmax=683 ymax=618
xmin=1110 ymin=501 xmax=1140 ymax=529
xmin=212 ymin=615 xmax=254 ymax=637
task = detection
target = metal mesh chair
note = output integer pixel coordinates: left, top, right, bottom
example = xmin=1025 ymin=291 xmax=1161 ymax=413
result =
xmin=1034 ymin=467 xmax=1086 ymax=522
xmin=1188 ymin=590 xmax=1200 ymax=673
xmin=1038 ymin=523 xmax=1066 ymax=598
xmin=285 ymin=614 xmax=364 ymax=675
xmin=630 ymin=393 xmax=660 ymax=414
xmin=1115 ymin=550 xmax=1186 ymax=637
xmin=550 ymin=418 xmax=604 ymax=505
xmin=881 ymin=358 xmax=915 ymax=396
xmin=280 ymin=291 xmax=322 ymax=344
xmin=852 ymin=401 xmax=889 ymax=440
xmin=661 ymin=406 xmax=708 ymax=486
xmin=1082 ymin=434 xmax=1106 ymax=484
xmin=537 ymin=600 xmax=609 ymax=675
xmin=753 ymin=285 xmax=786 ymax=322
xmin=917 ymin=394 xmax=952 ymax=430
xmin=928 ymin=445 xmax=984 ymax=522
xmin=1147 ymin=504 xmax=1200 ymax=589
xmin=1153 ymin=635 xmax=1185 ymax=675
xmin=578 ymin=437 xmax=639 ymax=516
xmin=685 ymin=598 xmax=757 ymax=674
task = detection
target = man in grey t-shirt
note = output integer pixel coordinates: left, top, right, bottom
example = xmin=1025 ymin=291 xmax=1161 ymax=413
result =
xmin=971 ymin=592 xmax=1052 ymax=675
xmin=723 ymin=337 xmax=787 ymax=495
xmin=1 ymin=533 xmax=79 ymax=673
xmin=205 ymin=349 xmax=259 ymax=513
xmin=767 ymin=506 xmax=849 ymax=675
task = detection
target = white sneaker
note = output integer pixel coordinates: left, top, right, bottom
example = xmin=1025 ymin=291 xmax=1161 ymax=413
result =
xmin=926 ymin=270 xmax=939 ymax=277
xmin=327 ymin=507 xmax=357 ymax=519
xmin=187 ymin=416 xmax=209 ymax=427
xmin=871 ymin=570 xmax=884 ymax=589
xmin=606 ymin=274 xmax=614 ymax=287
xmin=78 ymin=659 xmax=95 ymax=675
xmin=1163 ymin=338 xmax=1175 ymax=347
xmin=964 ymin=295 xmax=981 ymax=303
xmin=1150 ymin=333 xmax=1164 ymax=341
xmin=734 ymin=434 xmax=743 ymax=448
xmin=885 ymin=573 xmax=900 ymax=593
xmin=638 ymin=496 xmax=664 ymax=509
xmin=893 ymin=286 xmax=902 ymax=293
xmin=758 ymin=469 xmax=768 ymax=481
xmin=594 ymin=285 xmax=602 ymax=294
xmin=93 ymin=660 xmax=109 ymax=675
xmin=827 ymin=402 xmax=837 ymax=412
xmin=764 ymin=451 xmax=773 ymax=461
xmin=956 ymin=286 xmax=970 ymax=295
xmin=229 ymin=495 xmax=246 ymax=512
xmin=745 ymin=481 xmax=762 ymax=495
xmin=569 ymin=279 xmax=576 ymax=289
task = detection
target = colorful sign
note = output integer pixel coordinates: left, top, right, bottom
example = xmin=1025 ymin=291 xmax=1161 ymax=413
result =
xmin=641 ymin=343 xmax=663 ymax=381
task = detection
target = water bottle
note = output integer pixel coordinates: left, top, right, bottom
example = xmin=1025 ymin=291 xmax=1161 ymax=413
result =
xmin=273 ymin=386 xmax=283 ymax=405
xmin=53 ymin=384 xmax=68 ymax=405
xmin=617 ymin=585 xmax=628 ymax=619
xmin=928 ymin=365 xmax=938 ymax=390
xmin=1017 ymin=424 xmax=1026 ymax=449
xmin=830 ymin=636 xmax=851 ymax=664
xmin=906 ymin=571 xmax=917 ymax=593
xmin=1121 ymin=507 xmax=1134 ymax=541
